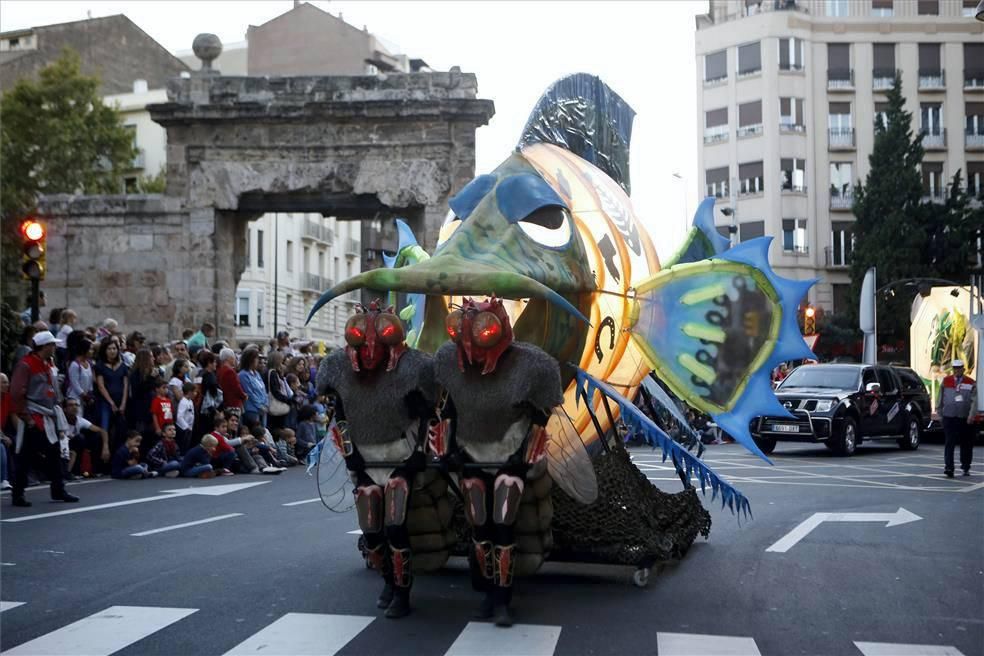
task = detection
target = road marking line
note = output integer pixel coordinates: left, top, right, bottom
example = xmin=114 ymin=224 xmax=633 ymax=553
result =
xmin=4 ymin=605 xmax=197 ymax=655
xmin=224 ymin=612 xmax=374 ymax=655
xmin=1 ymin=601 xmax=25 ymax=612
xmin=656 ymin=631 xmax=761 ymax=656
xmin=854 ymin=641 xmax=966 ymax=655
xmin=958 ymin=480 xmax=984 ymax=493
xmin=347 ymin=529 xmax=362 ymax=534
xmin=283 ymin=497 xmax=321 ymax=506
xmin=766 ymin=509 xmax=921 ymax=553
xmin=130 ymin=513 xmax=243 ymax=537
xmin=445 ymin=621 xmax=561 ymax=656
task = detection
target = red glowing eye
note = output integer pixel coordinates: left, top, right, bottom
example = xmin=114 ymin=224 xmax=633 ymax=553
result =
xmin=344 ymin=316 xmax=367 ymax=347
xmin=375 ymin=314 xmax=404 ymax=346
xmin=445 ymin=310 xmax=464 ymax=342
xmin=472 ymin=312 xmax=503 ymax=348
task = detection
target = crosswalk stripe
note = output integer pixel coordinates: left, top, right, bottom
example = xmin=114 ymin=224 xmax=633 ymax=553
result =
xmin=4 ymin=605 xmax=197 ymax=655
xmin=130 ymin=513 xmax=243 ymax=536
xmin=444 ymin=621 xmax=562 ymax=656
xmin=854 ymin=642 xmax=966 ymax=656
xmin=657 ymin=631 xmax=762 ymax=656
xmin=1 ymin=601 xmax=26 ymax=612
xmin=223 ymin=612 xmax=375 ymax=655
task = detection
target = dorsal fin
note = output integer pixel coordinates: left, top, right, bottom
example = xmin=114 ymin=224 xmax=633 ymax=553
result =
xmin=518 ymin=73 xmax=636 ymax=194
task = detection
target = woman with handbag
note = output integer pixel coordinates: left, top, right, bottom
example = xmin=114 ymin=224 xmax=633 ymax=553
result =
xmin=265 ymin=351 xmax=292 ymax=431
xmin=193 ymin=351 xmax=223 ymax=440
xmin=238 ymin=349 xmax=268 ymax=428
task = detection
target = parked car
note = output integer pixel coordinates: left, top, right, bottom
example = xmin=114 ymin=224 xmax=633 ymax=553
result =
xmin=751 ymin=363 xmax=932 ymax=456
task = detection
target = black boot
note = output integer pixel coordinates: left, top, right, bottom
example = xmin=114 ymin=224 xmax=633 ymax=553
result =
xmin=473 ymin=591 xmax=494 ymax=620
xmin=492 ymin=544 xmax=517 ymax=628
xmin=492 ymin=587 xmax=514 ymax=627
xmin=385 ymin=587 xmax=411 ymax=619
xmin=384 ymin=548 xmax=412 ymax=619
xmin=376 ymin=583 xmax=394 ymax=609
xmin=12 ymin=496 xmax=31 ymax=507
xmin=52 ymin=491 xmax=79 ymax=503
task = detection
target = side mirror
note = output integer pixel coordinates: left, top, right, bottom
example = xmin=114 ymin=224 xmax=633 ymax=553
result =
xmin=865 ymin=382 xmax=881 ymax=394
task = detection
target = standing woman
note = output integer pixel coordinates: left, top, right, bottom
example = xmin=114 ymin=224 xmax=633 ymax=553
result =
xmin=265 ymin=351 xmax=293 ymax=432
xmin=66 ymin=338 xmax=96 ymax=421
xmin=194 ymin=351 xmax=222 ymax=440
xmin=238 ymin=349 xmax=268 ymax=428
xmin=127 ymin=348 xmax=160 ymax=452
xmin=94 ymin=338 xmax=129 ymax=453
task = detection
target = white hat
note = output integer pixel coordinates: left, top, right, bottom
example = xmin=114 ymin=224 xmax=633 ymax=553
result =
xmin=32 ymin=331 xmax=62 ymax=347
xmin=952 ymin=359 xmax=965 ymax=368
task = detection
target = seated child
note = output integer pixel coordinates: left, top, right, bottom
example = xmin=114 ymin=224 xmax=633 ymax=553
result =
xmin=239 ymin=424 xmax=281 ymax=474
xmin=250 ymin=425 xmax=287 ymax=470
xmin=208 ymin=415 xmax=238 ymax=476
xmin=275 ymin=428 xmax=300 ymax=467
xmin=294 ymin=405 xmax=318 ymax=461
xmin=181 ymin=435 xmax=217 ymax=479
xmin=145 ymin=423 xmax=182 ymax=478
xmin=112 ymin=431 xmax=156 ymax=479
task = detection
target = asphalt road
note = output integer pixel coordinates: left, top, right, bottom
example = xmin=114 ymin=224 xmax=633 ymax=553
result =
xmin=1 ymin=442 xmax=982 ymax=656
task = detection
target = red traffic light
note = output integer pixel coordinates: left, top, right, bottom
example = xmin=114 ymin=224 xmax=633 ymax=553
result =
xmin=21 ymin=219 xmax=45 ymax=242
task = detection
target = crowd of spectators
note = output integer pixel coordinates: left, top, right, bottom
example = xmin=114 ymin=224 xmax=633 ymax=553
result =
xmin=1 ymin=305 xmax=330 ymax=493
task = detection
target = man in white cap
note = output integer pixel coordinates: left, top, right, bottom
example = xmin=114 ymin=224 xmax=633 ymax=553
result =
xmin=8 ymin=331 xmax=80 ymax=506
xmin=936 ymin=359 xmax=976 ymax=477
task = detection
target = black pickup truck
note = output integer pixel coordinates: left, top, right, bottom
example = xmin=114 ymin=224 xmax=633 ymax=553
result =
xmin=751 ymin=363 xmax=932 ymax=456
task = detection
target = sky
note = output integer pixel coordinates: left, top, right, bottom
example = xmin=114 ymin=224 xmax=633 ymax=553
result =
xmin=0 ymin=0 xmax=705 ymax=259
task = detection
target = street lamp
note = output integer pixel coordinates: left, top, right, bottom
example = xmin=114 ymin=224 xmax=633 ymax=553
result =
xmin=720 ymin=206 xmax=739 ymax=246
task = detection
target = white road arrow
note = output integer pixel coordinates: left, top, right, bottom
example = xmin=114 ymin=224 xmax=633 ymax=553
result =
xmin=1 ymin=482 xmax=270 ymax=523
xmin=766 ymin=508 xmax=922 ymax=553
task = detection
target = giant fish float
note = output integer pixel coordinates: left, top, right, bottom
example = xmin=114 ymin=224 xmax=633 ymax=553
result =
xmin=309 ymin=74 xmax=816 ymax=578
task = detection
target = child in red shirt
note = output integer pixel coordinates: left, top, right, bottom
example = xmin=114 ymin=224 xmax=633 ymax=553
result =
xmin=208 ymin=415 xmax=239 ymax=475
xmin=150 ymin=379 xmax=175 ymax=441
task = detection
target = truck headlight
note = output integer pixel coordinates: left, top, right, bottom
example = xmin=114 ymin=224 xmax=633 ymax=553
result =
xmin=814 ymin=400 xmax=835 ymax=412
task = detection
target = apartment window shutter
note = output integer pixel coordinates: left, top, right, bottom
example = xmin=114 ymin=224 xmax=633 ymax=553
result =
xmin=738 ymin=42 xmax=762 ymax=74
xmin=738 ymin=100 xmax=762 ymax=126
xmin=828 ymin=43 xmax=850 ymax=69
xmin=706 ymin=108 xmax=728 ymax=127
xmin=918 ymin=44 xmax=940 ymax=72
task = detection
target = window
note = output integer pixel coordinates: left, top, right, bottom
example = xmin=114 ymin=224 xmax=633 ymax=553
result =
xmin=862 ymin=368 xmax=877 ymax=389
xmin=744 ymin=0 xmax=763 ymax=15
xmin=826 ymin=0 xmax=849 ymax=16
xmin=965 ymin=0 xmax=981 ymax=17
xmin=827 ymin=44 xmax=852 ymax=87
xmin=303 ymin=246 xmax=310 ymax=273
xmin=778 ymin=38 xmax=804 ymax=71
xmin=780 ymin=97 xmax=805 ymax=131
xmin=739 ymin=221 xmax=765 ymax=243
xmin=830 ymin=222 xmax=855 ymax=266
xmin=124 ymin=177 xmax=138 ymax=193
xmin=871 ymin=0 xmax=893 ymax=16
xmin=968 ymin=103 xmax=984 ymax=149
xmin=922 ymin=161 xmax=944 ymax=199
xmin=781 ymin=158 xmax=806 ymax=192
xmin=920 ymin=103 xmax=943 ymax=135
xmin=737 ymin=42 xmax=761 ymax=77
xmin=896 ymin=368 xmax=926 ymax=393
xmin=286 ymin=240 xmax=294 ymax=272
xmin=318 ymin=250 xmax=326 ymax=279
xmin=875 ymin=102 xmax=890 ymax=130
xmin=257 ymin=229 xmax=265 ymax=268
xmin=967 ymin=45 xmax=984 ymax=88
xmin=705 ymin=166 xmax=730 ymax=199
xmin=872 ymin=44 xmax=895 ymax=89
xmin=917 ymin=0 xmax=938 ymax=15
xmin=918 ymin=44 xmax=943 ymax=88
xmin=236 ymin=294 xmax=251 ymax=327
xmin=737 ymin=100 xmax=763 ymax=137
xmin=782 ymin=219 xmax=808 ymax=253
xmin=829 ymin=102 xmax=853 ymax=147
xmin=704 ymin=107 xmax=729 ymax=143
xmin=256 ymin=291 xmax=264 ymax=328
xmin=705 ymin=50 xmax=727 ymax=83
xmin=285 ymin=294 xmax=293 ymax=327
xmin=875 ymin=368 xmax=898 ymax=394
xmin=967 ymin=162 xmax=984 ymax=198
xmin=830 ymin=161 xmax=854 ymax=201
xmin=738 ymin=161 xmax=764 ymax=195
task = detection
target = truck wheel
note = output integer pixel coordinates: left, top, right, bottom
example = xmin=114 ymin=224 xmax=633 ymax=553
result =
xmin=754 ymin=437 xmax=777 ymax=454
xmin=832 ymin=418 xmax=857 ymax=456
xmin=898 ymin=416 xmax=920 ymax=450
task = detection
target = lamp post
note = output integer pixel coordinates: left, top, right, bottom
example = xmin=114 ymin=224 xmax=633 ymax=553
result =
xmin=720 ymin=206 xmax=739 ymax=246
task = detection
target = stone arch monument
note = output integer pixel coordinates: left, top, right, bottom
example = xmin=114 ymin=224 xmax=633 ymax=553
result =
xmin=39 ymin=55 xmax=494 ymax=339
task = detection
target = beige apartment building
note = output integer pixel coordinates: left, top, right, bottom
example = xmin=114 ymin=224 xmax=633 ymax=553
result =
xmin=695 ymin=0 xmax=984 ymax=315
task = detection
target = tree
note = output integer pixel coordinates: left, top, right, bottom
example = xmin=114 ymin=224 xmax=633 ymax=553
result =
xmin=850 ymin=75 xmax=927 ymax=344
xmin=138 ymin=166 xmax=167 ymax=193
xmin=923 ymin=170 xmax=984 ymax=281
xmin=0 ymin=49 xmax=136 ymax=305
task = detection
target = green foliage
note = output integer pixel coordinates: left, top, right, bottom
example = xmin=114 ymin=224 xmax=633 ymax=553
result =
xmin=138 ymin=166 xmax=167 ymax=193
xmin=0 ymin=49 xmax=136 ymax=217
xmin=1 ymin=303 xmax=23 ymax=375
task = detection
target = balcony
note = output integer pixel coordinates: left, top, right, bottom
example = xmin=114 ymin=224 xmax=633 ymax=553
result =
xmin=779 ymin=120 xmax=806 ymax=134
xmin=965 ymin=70 xmax=984 ymax=91
xmin=703 ymin=125 xmax=729 ymax=144
xmin=918 ymin=70 xmax=945 ymax=91
xmin=830 ymin=188 xmax=854 ymax=210
xmin=828 ymin=127 xmax=855 ymax=150
xmin=302 ymin=220 xmax=334 ymax=244
xmin=783 ymin=245 xmax=810 ymax=256
xmin=824 ymin=246 xmax=850 ymax=269
xmin=705 ymin=183 xmax=729 ymax=199
xmin=343 ymin=290 xmax=363 ymax=304
xmin=737 ymin=123 xmax=763 ymax=139
xmin=966 ymin=131 xmax=984 ymax=151
xmin=922 ymin=188 xmax=945 ymax=203
xmin=872 ymin=68 xmax=897 ymax=91
xmin=345 ymin=238 xmax=361 ymax=258
xmin=738 ymin=178 xmax=764 ymax=197
xmin=921 ymin=128 xmax=946 ymax=150
xmin=827 ymin=69 xmax=854 ymax=92
xmin=301 ymin=273 xmax=325 ymax=293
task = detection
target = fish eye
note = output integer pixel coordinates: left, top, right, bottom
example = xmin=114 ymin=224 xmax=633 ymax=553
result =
xmin=445 ymin=310 xmax=464 ymax=342
xmin=375 ymin=314 xmax=404 ymax=346
xmin=471 ymin=311 xmax=504 ymax=348
xmin=344 ymin=315 xmax=367 ymax=347
xmin=517 ymin=206 xmax=571 ymax=248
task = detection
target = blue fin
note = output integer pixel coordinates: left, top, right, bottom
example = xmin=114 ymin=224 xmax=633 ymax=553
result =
xmin=574 ymin=368 xmax=751 ymax=518
xmin=639 ymin=376 xmax=703 ymax=456
xmin=664 ymin=197 xmax=733 ymax=268
xmin=518 ymin=73 xmax=635 ymax=194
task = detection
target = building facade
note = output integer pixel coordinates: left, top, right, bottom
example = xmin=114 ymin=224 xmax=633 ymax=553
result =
xmin=695 ymin=0 xmax=984 ymax=315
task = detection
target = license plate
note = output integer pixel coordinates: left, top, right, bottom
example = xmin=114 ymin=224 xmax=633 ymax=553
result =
xmin=770 ymin=424 xmax=800 ymax=433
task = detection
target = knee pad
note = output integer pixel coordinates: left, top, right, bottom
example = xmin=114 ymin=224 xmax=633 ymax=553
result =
xmin=492 ymin=474 xmax=524 ymax=526
xmin=493 ymin=543 xmax=517 ymax=587
xmin=384 ymin=477 xmax=410 ymax=527
xmin=461 ymin=477 xmax=487 ymax=526
xmin=472 ymin=539 xmax=494 ymax=580
xmin=355 ymin=484 xmax=383 ymax=533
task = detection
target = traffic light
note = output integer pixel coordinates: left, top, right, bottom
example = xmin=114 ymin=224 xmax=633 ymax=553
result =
xmin=20 ymin=218 xmax=46 ymax=280
xmin=804 ymin=305 xmax=816 ymax=335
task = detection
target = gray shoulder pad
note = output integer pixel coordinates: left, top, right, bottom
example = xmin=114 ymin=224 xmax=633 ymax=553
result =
xmin=400 ymin=349 xmax=438 ymax=405
xmin=433 ymin=341 xmax=459 ymax=385
xmin=316 ymin=350 xmax=349 ymax=395
xmin=512 ymin=342 xmax=564 ymax=411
